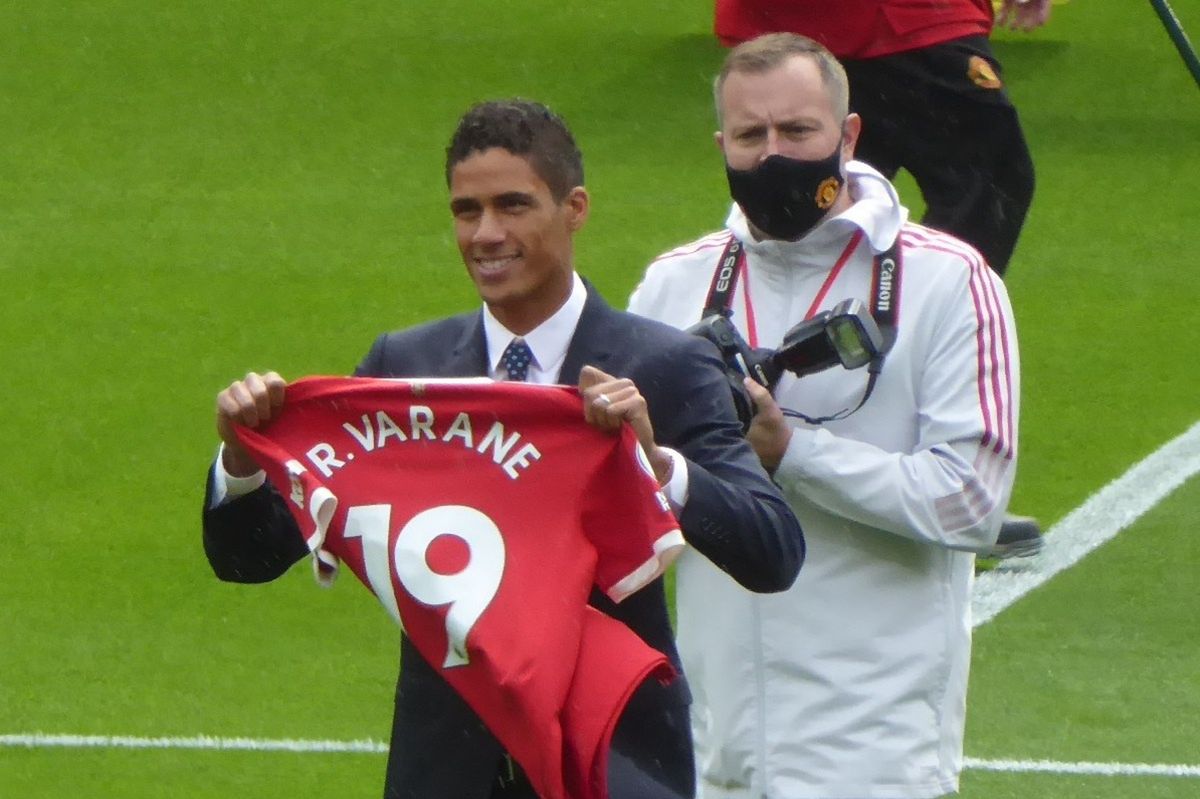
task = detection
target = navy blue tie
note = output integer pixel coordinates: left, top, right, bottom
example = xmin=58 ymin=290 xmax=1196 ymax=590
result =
xmin=501 ymin=338 xmax=534 ymax=382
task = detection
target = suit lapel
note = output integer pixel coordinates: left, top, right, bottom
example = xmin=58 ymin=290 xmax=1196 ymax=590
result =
xmin=560 ymin=281 xmax=617 ymax=383
xmin=446 ymin=311 xmax=491 ymax=377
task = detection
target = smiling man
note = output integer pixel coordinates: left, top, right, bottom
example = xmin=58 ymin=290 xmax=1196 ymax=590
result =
xmin=201 ymin=99 xmax=803 ymax=799
xmin=446 ymin=130 xmax=586 ymax=337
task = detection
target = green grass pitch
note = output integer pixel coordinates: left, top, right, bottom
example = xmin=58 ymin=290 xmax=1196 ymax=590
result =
xmin=1 ymin=1 xmax=1197 ymax=796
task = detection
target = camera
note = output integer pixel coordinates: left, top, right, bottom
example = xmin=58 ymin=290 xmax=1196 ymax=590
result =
xmin=688 ymin=298 xmax=886 ymax=429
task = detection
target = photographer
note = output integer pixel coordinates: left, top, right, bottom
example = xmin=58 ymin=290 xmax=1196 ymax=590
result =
xmin=628 ymin=33 xmax=1020 ymax=799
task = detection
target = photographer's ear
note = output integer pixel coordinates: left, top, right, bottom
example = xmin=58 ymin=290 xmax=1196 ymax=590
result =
xmin=841 ymin=113 xmax=862 ymax=164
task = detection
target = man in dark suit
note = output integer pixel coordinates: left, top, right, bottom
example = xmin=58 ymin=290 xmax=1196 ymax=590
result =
xmin=203 ymin=99 xmax=804 ymax=799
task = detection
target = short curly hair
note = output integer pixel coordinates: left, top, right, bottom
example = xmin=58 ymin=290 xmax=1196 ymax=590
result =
xmin=445 ymin=99 xmax=585 ymax=202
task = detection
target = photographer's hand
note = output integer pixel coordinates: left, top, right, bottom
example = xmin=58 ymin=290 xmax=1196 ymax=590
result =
xmin=578 ymin=365 xmax=674 ymax=485
xmin=743 ymin=378 xmax=792 ymax=473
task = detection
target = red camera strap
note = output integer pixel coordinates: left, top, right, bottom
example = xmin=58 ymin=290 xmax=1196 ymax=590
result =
xmin=703 ymin=229 xmax=900 ymax=351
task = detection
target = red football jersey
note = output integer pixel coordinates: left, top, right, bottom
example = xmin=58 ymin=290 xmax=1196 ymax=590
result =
xmin=234 ymin=376 xmax=684 ymax=799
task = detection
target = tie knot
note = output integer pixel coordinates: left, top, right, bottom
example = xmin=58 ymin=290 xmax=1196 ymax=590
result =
xmin=501 ymin=338 xmax=534 ymax=382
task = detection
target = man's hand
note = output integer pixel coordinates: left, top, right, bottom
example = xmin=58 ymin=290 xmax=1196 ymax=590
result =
xmin=215 ymin=371 xmax=286 ymax=477
xmin=578 ymin=365 xmax=673 ymax=485
xmin=743 ymin=378 xmax=792 ymax=473
xmin=996 ymin=0 xmax=1051 ymax=32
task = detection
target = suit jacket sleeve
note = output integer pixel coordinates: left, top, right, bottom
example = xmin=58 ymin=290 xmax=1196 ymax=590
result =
xmin=200 ymin=334 xmax=392 ymax=584
xmin=643 ymin=335 xmax=805 ymax=593
xmin=201 ymin=461 xmax=309 ymax=583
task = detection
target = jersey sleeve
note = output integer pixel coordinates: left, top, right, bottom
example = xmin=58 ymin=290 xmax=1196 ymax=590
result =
xmin=233 ymin=423 xmax=343 ymax=585
xmin=581 ymin=427 xmax=684 ymax=602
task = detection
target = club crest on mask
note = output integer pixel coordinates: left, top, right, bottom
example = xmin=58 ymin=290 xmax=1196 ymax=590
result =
xmin=815 ymin=177 xmax=841 ymax=210
xmin=725 ymin=146 xmax=844 ymax=241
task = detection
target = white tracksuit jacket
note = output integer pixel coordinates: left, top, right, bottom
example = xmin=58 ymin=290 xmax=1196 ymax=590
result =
xmin=628 ymin=162 xmax=1020 ymax=799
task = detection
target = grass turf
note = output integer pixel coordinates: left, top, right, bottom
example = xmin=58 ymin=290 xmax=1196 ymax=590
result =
xmin=1 ymin=0 xmax=1197 ymax=796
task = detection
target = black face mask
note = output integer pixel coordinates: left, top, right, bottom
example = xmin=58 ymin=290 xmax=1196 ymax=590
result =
xmin=725 ymin=147 xmax=844 ymax=241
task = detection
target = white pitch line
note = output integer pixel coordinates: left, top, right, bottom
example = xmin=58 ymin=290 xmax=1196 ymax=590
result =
xmin=972 ymin=419 xmax=1200 ymax=627
xmin=965 ymin=756 xmax=1200 ymax=778
xmin=4 ymin=729 xmax=1195 ymax=772
xmin=3 ymin=733 xmax=1197 ymax=779
xmin=0 ymin=733 xmax=387 ymax=754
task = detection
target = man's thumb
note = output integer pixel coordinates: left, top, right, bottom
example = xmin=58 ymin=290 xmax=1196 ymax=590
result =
xmin=743 ymin=376 xmax=771 ymax=410
xmin=579 ymin=364 xmax=613 ymax=389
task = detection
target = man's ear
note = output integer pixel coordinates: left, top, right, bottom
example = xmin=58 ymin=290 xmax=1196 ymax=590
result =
xmin=565 ymin=186 xmax=590 ymax=231
xmin=841 ymin=113 xmax=862 ymax=163
xmin=714 ymin=130 xmax=724 ymax=151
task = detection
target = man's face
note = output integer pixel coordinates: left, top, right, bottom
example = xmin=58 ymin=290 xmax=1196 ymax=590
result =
xmin=717 ymin=55 xmax=858 ymax=171
xmin=449 ymin=148 xmax=588 ymax=335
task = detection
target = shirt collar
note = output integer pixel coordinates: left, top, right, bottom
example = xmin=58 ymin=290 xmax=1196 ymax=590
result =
xmin=483 ymin=272 xmax=587 ymax=381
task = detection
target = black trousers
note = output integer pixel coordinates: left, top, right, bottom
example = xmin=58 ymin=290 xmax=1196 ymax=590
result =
xmin=843 ymin=35 xmax=1036 ymax=275
xmin=491 ymin=678 xmax=694 ymax=799
xmin=490 ymin=750 xmax=693 ymax=799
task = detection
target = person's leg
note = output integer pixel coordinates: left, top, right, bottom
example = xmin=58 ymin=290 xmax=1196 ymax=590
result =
xmin=840 ymin=59 xmax=905 ymax=183
xmin=606 ymin=748 xmax=694 ymax=799
xmin=844 ymin=37 xmax=1035 ymax=275
xmin=490 ymin=756 xmax=539 ymax=799
xmin=606 ymin=680 xmax=695 ymax=799
xmin=906 ymin=37 xmax=1034 ymax=276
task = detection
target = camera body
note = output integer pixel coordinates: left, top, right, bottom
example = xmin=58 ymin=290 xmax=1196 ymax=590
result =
xmin=688 ymin=298 xmax=885 ymax=429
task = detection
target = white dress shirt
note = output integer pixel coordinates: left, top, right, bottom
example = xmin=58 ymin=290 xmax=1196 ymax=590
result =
xmin=213 ymin=272 xmax=689 ymax=508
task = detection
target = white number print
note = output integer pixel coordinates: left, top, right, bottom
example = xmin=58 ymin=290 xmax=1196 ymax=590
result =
xmin=343 ymin=505 xmax=402 ymax=624
xmin=344 ymin=504 xmax=506 ymax=669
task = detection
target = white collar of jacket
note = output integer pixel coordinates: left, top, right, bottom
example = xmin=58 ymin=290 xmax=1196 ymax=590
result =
xmin=723 ymin=160 xmax=908 ymax=267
